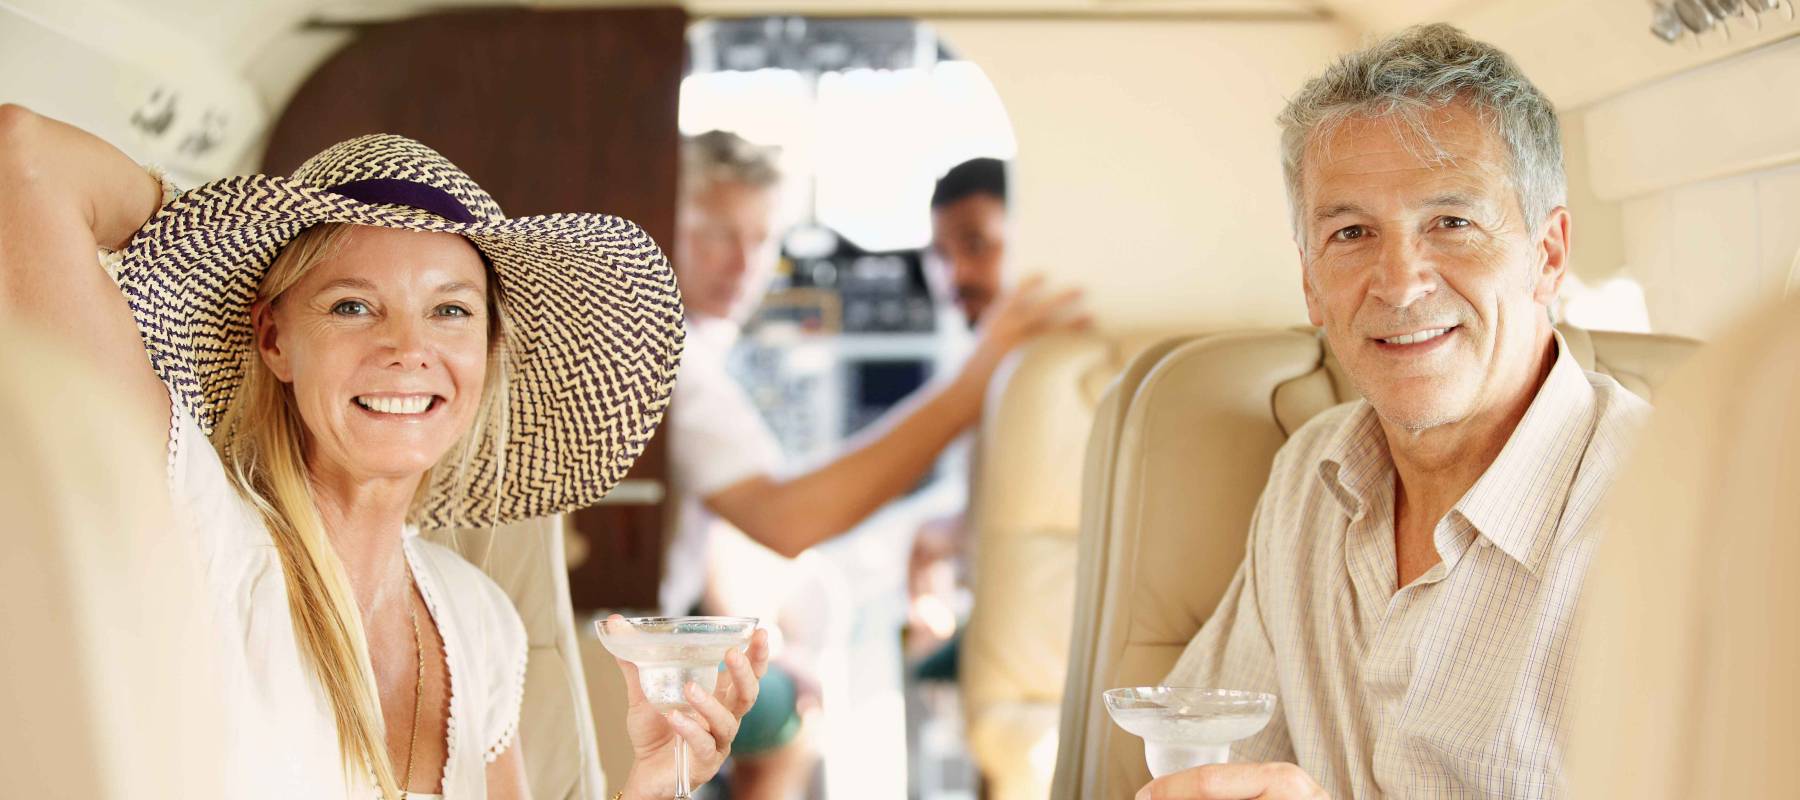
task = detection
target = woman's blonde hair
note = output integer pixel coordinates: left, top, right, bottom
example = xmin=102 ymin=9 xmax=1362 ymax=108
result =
xmin=212 ymin=223 xmax=516 ymax=796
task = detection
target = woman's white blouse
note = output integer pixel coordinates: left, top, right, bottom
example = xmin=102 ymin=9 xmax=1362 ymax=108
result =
xmin=166 ymin=399 xmax=528 ymax=798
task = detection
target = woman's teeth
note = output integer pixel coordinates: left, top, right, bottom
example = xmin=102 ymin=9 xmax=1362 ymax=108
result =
xmin=1381 ymin=327 xmax=1452 ymax=345
xmin=355 ymin=395 xmax=433 ymax=415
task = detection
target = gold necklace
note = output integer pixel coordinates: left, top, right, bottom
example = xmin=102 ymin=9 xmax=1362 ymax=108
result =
xmin=400 ymin=577 xmax=424 ymax=799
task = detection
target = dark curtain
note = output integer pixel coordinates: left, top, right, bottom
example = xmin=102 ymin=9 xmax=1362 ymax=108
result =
xmin=264 ymin=6 xmax=686 ymax=613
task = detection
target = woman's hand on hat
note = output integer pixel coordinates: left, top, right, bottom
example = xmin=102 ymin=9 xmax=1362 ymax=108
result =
xmin=617 ymin=624 xmax=770 ymax=800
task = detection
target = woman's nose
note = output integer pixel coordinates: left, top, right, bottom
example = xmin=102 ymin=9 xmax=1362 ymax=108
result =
xmin=384 ymin=316 xmax=431 ymax=369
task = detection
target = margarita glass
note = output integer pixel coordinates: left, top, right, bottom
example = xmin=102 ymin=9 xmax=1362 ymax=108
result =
xmin=595 ymin=615 xmax=759 ymax=799
xmin=1103 ymin=687 xmax=1276 ymax=777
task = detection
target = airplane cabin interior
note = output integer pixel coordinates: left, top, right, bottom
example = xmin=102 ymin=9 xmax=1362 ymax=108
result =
xmin=1 ymin=0 xmax=1796 ymax=798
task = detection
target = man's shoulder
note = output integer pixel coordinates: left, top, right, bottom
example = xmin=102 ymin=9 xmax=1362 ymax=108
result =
xmin=1255 ymin=399 xmax=1369 ymax=505
xmin=1580 ymin=368 xmax=1655 ymax=474
xmin=1275 ymin=399 xmax=1368 ymax=469
xmin=1584 ymin=368 xmax=1654 ymax=424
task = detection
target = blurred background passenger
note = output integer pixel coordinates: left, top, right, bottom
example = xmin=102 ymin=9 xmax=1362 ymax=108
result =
xmin=907 ymin=156 xmax=1013 ymax=676
xmin=659 ymin=131 xmax=1081 ymax=799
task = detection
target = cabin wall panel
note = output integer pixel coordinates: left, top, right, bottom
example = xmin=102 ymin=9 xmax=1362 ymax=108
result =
xmin=1561 ymin=111 xmax=1626 ymax=287
xmin=1582 ymin=36 xmax=1800 ymax=203
xmin=1754 ymin=166 xmax=1800 ymax=296
xmin=927 ymin=18 xmax=1354 ymax=329
xmin=1668 ymin=178 xmax=1761 ymax=336
xmin=1619 ymin=191 xmax=1677 ymax=330
xmin=1573 ymin=37 xmax=1800 ymax=339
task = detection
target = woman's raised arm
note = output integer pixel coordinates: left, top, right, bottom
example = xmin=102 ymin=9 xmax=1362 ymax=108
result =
xmin=0 ymin=104 xmax=171 ymax=430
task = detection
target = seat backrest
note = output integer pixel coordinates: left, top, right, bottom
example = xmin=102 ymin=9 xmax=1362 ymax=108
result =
xmin=1051 ymin=324 xmax=1699 ymax=799
xmin=1565 ymin=298 xmax=1800 ymax=799
xmin=961 ymin=330 xmax=1198 ymax=799
xmin=430 ymin=516 xmax=607 ymax=799
xmin=0 ymin=324 xmax=228 ymax=798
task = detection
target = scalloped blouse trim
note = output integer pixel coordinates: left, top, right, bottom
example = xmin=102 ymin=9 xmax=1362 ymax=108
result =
xmin=164 ymin=384 xmax=184 ymax=492
xmin=405 ymin=540 xmax=459 ymax=795
xmin=483 ymin=641 xmax=529 ymax=764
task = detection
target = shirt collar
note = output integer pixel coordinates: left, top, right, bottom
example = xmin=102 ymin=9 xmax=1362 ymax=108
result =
xmin=1316 ymin=401 xmax=1390 ymax=519
xmin=1315 ymin=331 xmax=1596 ymax=572
xmin=1452 ymin=331 xmax=1596 ymax=571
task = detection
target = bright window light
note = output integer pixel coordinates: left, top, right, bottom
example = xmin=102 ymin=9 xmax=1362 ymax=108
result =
xmin=681 ymin=60 xmax=1016 ymax=252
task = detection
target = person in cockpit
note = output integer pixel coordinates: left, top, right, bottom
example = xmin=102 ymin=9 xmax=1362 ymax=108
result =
xmin=661 ymin=132 xmax=1081 ymax=797
xmin=1139 ymin=24 xmax=1649 ymax=799
xmin=0 ymin=107 xmax=768 ymax=800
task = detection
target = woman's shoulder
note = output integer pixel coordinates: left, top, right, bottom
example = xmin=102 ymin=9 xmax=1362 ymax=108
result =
xmin=166 ymin=396 xmax=276 ymax=565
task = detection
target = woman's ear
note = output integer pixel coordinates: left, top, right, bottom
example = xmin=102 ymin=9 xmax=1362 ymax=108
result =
xmin=252 ymin=301 xmax=294 ymax=382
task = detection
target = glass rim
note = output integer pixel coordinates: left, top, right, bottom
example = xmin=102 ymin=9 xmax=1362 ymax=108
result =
xmin=598 ymin=615 xmax=760 ymax=626
xmin=592 ymin=615 xmax=761 ymax=636
xmin=1103 ymin=686 xmax=1276 ymax=709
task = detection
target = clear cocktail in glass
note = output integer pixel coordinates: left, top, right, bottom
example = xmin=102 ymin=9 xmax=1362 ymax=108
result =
xmin=595 ymin=615 xmax=759 ymax=799
xmin=1103 ymin=687 xmax=1276 ymax=777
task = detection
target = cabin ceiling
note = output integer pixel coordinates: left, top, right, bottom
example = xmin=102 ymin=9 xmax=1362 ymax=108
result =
xmin=305 ymin=0 xmax=1450 ymax=26
xmin=39 ymin=0 xmax=1800 ymax=112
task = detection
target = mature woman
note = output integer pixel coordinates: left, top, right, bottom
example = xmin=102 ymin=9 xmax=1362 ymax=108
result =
xmin=0 ymin=106 xmax=766 ymax=800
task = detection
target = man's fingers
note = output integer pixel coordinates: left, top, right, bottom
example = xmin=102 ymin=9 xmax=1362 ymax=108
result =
xmin=1136 ymin=762 xmax=1326 ymax=800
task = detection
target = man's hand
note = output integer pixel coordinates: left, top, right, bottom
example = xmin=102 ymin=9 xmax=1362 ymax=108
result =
xmin=1136 ymin=763 xmax=1330 ymax=800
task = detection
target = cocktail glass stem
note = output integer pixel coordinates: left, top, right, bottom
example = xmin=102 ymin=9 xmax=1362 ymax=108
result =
xmin=674 ymin=736 xmax=692 ymax=799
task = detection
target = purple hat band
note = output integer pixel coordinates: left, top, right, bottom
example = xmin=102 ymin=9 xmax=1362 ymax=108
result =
xmin=325 ymin=178 xmax=478 ymax=224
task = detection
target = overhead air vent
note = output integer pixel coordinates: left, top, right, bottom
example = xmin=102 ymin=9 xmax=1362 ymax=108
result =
xmin=1649 ymin=0 xmax=1794 ymax=44
xmin=0 ymin=1 xmax=266 ymax=184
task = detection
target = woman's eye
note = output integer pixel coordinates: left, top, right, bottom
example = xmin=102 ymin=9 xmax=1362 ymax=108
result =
xmin=331 ymin=300 xmax=369 ymax=316
xmin=1439 ymin=216 xmax=1472 ymax=229
xmin=437 ymin=304 xmax=472 ymax=318
xmin=1332 ymin=225 xmax=1367 ymax=242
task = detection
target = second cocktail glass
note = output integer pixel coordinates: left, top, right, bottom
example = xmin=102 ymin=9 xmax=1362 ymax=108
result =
xmin=595 ymin=615 xmax=759 ymax=799
xmin=1103 ymin=687 xmax=1277 ymax=778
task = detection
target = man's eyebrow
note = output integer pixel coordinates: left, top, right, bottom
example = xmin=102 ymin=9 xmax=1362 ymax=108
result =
xmin=1422 ymin=192 xmax=1480 ymax=209
xmin=1312 ymin=202 xmax=1366 ymax=221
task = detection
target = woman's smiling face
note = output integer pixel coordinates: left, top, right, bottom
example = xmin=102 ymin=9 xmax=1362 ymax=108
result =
xmin=255 ymin=225 xmax=490 ymax=484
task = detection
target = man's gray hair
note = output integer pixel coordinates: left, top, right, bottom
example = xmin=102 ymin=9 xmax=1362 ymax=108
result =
xmin=681 ymin=130 xmax=782 ymax=200
xmin=1278 ymin=23 xmax=1565 ymax=245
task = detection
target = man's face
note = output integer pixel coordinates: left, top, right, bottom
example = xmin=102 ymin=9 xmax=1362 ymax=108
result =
xmin=673 ymin=179 xmax=780 ymax=322
xmin=930 ymin=193 xmax=1007 ymax=326
xmin=1298 ymin=103 xmax=1568 ymax=432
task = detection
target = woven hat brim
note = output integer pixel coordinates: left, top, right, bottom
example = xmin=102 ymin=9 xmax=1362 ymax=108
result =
xmin=116 ymin=174 xmax=684 ymax=527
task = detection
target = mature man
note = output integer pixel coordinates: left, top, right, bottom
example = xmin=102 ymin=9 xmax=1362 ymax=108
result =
xmin=1143 ymin=25 xmax=1647 ymax=799
xmin=664 ymin=132 xmax=1079 ymax=798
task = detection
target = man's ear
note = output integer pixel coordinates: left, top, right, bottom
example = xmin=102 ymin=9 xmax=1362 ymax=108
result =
xmin=252 ymin=301 xmax=294 ymax=382
xmin=1532 ymin=206 xmax=1572 ymax=305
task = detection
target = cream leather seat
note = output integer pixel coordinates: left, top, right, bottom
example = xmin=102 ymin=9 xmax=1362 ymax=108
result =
xmin=433 ymin=516 xmax=609 ymax=798
xmin=1050 ymin=324 xmax=1698 ymax=800
xmin=1566 ymin=298 xmax=1800 ymax=799
xmin=0 ymin=324 xmax=228 ymax=798
xmin=962 ymin=330 xmax=1200 ymax=800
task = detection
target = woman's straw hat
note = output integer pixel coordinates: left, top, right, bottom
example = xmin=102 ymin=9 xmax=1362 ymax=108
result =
xmin=115 ymin=134 xmax=683 ymax=527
